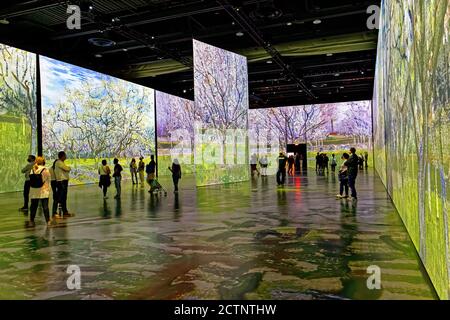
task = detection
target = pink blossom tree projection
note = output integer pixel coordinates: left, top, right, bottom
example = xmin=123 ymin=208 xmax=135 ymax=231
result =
xmin=193 ymin=40 xmax=249 ymax=186
xmin=249 ymin=101 xmax=373 ymax=169
xmin=155 ymin=91 xmax=196 ymax=176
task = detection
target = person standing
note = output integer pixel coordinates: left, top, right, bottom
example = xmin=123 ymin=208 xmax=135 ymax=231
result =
xmin=250 ymin=154 xmax=260 ymax=177
xmin=130 ymin=158 xmax=138 ymax=185
xmin=113 ymin=158 xmax=123 ymax=199
xmin=323 ymin=154 xmax=330 ymax=174
xmin=276 ymin=152 xmax=288 ymax=187
xmin=19 ymin=155 xmax=36 ymax=213
xmin=55 ymin=151 xmax=73 ymax=218
xmin=138 ymin=157 xmax=145 ymax=185
xmin=146 ymin=155 xmax=156 ymax=191
xmin=168 ymin=159 xmax=182 ymax=193
xmin=259 ymin=155 xmax=268 ymax=177
xmin=331 ymin=154 xmax=337 ymax=173
xmin=49 ymin=159 xmax=59 ymax=217
xmin=364 ymin=151 xmax=369 ymax=168
xmin=98 ymin=160 xmax=111 ymax=199
xmin=315 ymin=152 xmax=321 ymax=173
xmin=336 ymin=153 xmax=350 ymax=199
xmin=347 ymin=147 xmax=359 ymax=201
xmin=28 ymin=156 xmax=51 ymax=227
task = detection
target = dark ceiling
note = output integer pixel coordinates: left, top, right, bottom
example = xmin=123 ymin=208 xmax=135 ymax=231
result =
xmin=0 ymin=0 xmax=380 ymax=108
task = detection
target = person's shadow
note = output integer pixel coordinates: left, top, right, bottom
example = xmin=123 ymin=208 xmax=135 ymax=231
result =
xmin=101 ymin=200 xmax=112 ymax=218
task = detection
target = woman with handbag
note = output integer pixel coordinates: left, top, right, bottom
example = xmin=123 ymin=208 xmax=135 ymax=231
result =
xmin=168 ymin=158 xmax=182 ymax=193
xmin=98 ymin=159 xmax=111 ymax=199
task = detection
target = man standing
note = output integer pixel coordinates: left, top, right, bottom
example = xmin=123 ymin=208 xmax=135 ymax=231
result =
xmin=113 ymin=158 xmax=123 ymax=199
xmin=54 ymin=151 xmax=73 ymax=218
xmin=347 ymin=147 xmax=359 ymax=201
xmin=19 ymin=155 xmax=36 ymax=213
xmin=276 ymin=152 xmax=288 ymax=187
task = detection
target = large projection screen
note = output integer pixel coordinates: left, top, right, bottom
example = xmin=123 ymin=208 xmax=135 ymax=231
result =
xmin=155 ymin=91 xmax=195 ymax=176
xmin=40 ymin=56 xmax=155 ymax=185
xmin=0 ymin=43 xmax=37 ymax=193
xmin=193 ymin=39 xmax=249 ymax=186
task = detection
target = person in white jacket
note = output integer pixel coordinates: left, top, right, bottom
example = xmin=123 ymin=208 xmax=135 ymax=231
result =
xmin=28 ymin=156 xmax=52 ymax=227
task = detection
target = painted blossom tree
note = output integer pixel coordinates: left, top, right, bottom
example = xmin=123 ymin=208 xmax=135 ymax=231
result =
xmin=0 ymin=45 xmax=37 ymax=151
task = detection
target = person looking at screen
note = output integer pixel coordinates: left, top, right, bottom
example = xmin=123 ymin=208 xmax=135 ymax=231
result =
xmin=146 ymin=155 xmax=156 ymax=192
xmin=19 ymin=155 xmax=36 ymax=213
xmin=331 ymin=154 xmax=337 ymax=173
xmin=98 ymin=160 xmax=111 ymax=199
xmin=130 ymin=158 xmax=138 ymax=185
xmin=336 ymin=153 xmax=350 ymax=199
xmin=250 ymin=154 xmax=260 ymax=177
xmin=27 ymin=156 xmax=51 ymax=228
xmin=259 ymin=155 xmax=268 ymax=177
xmin=54 ymin=151 xmax=73 ymax=218
xmin=168 ymin=159 xmax=181 ymax=193
xmin=113 ymin=158 xmax=123 ymax=199
xmin=49 ymin=159 xmax=59 ymax=217
xmin=276 ymin=152 xmax=288 ymax=187
xmin=138 ymin=157 xmax=145 ymax=186
xmin=347 ymin=147 xmax=359 ymax=201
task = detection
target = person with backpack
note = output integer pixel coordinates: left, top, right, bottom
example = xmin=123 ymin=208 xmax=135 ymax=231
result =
xmin=168 ymin=158 xmax=181 ymax=193
xmin=113 ymin=158 xmax=123 ymax=199
xmin=27 ymin=156 xmax=51 ymax=227
xmin=98 ymin=159 xmax=111 ymax=199
xmin=138 ymin=157 xmax=145 ymax=186
xmin=55 ymin=151 xmax=73 ymax=218
xmin=19 ymin=155 xmax=36 ymax=213
xmin=129 ymin=158 xmax=138 ymax=185
xmin=146 ymin=155 xmax=156 ymax=192
xmin=336 ymin=153 xmax=350 ymax=199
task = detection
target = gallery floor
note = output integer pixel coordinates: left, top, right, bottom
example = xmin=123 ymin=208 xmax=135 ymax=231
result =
xmin=0 ymin=170 xmax=437 ymax=300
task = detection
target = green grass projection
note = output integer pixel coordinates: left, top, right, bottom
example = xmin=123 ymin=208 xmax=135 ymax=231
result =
xmin=0 ymin=116 xmax=32 ymax=193
xmin=374 ymin=0 xmax=450 ymax=299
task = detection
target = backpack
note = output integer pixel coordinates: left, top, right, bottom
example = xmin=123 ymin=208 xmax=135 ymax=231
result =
xmin=30 ymin=168 xmax=46 ymax=188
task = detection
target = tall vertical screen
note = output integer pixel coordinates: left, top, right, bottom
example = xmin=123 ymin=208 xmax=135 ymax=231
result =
xmin=40 ymin=56 xmax=155 ymax=185
xmin=0 ymin=43 xmax=37 ymax=193
xmin=193 ymin=40 xmax=249 ymax=186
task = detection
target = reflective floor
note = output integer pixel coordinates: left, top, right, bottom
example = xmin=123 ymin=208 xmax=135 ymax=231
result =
xmin=0 ymin=170 xmax=437 ymax=300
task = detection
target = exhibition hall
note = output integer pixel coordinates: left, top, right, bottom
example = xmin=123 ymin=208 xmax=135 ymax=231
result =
xmin=0 ymin=0 xmax=448 ymax=303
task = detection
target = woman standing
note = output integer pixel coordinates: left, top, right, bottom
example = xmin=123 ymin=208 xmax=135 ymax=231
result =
xmin=98 ymin=160 xmax=111 ymax=199
xmin=130 ymin=158 xmax=138 ymax=185
xmin=138 ymin=157 xmax=145 ymax=186
xmin=168 ymin=159 xmax=182 ymax=193
xmin=28 ymin=156 xmax=51 ymax=227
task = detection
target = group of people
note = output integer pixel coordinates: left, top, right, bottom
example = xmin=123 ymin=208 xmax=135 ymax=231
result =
xmin=19 ymin=151 xmax=73 ymax=227
xmin=19 ymin=153 xmax=183 ymax=227
xmin=316 ymin=151 xmax=369 ymax=174
xmin=250 ymin=153 xmax=304 ymax=179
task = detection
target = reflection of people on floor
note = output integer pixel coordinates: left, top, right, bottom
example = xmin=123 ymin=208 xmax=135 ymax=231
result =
xmin=138 ymin=157 xmax=145 ymax=186
xmin=98 ymin=159 xmax=111 ymax=199
xmin=250 ymin=154 xmax=260 ymax=177
xmin=113 ymin=158 xmax=123 ymax=199
xmin=20 ymin=155 xmax=36 ymax=213
xmin=130 ymin=158 xmax=138 ymax=185
xmin=101 ymin=199 xmax=111 ymax=218
xmin=276 ymin=152 xmax=288 ymax=186
xmin=168 ymin=159 xmax=181 ymax=193
xmin=173 ymin=193 xmax=181 ymax=221
xmin=259 ymin=155 xmax=268 ymax=176
xmin=27 ymin=156 xmax=51 ymax=228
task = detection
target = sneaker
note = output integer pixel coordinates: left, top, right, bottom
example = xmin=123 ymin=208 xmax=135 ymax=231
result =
xmin=336 ymin=194 xmax=343 ymax=198
xmin=19 ymin=207 xmax=28 ymax=212
xmin=53 ymin=214 xmax=63 ymax=219
xmin=63 ymin=212 xmax=75 ymax=218
xmin=26 ymin=221 xmax=36 ymax=228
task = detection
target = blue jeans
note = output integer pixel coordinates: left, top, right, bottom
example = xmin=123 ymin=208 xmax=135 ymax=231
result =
xmin=348 ymin=175 xmax=357 ymax=198
xmin=115 ymin=176 xmax=122 ymax=197
xmin=276 ymin=169 xmax=286 ymax=185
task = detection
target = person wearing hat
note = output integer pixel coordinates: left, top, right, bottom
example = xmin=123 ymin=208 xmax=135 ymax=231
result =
xmin=138 ymin=157 xmax=145 ymax=186
xmin=168 ymin=158 xmax=182 ymax=193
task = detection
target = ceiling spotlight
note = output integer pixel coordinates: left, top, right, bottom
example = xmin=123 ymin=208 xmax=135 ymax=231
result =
xmin=266 ymin=60 xmax=273 ymax=64
xmin=89 ymin=5 xmax=94 ymax=10
xmin=232 ymin=21 xmax=236 ymax=26
xmin=123 ymin=48 xmax=128 ymax=52
xmin=326 ymin=53 xmax=333 ymax=57
xmin=361 ymin=70 xmax=365 ymax=75
xmin=313 ymin=19 xmax=322 ymax=24
xmin=340 ymin=86 xmax=345 ymax=89
xmin=151 ymin=36 xmax=155 ymax=40
xmin=236 ymin=31 xmax=244 ymax=37
xmin=0 ymin=18 xmax=9 ymax=25
xmin=183 ymin=89 xmax=187 ymax=93
xmin=94 ymin=53 xmax=102 ymax=58
xmin=286 ymin=22 xmax=293 ymax=26
xmin=334 ymin=73 xmax=340 ymax=77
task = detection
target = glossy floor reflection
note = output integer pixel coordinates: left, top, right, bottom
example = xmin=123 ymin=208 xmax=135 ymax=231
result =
xmin=0 ymin=170 xmax=437 ymax=300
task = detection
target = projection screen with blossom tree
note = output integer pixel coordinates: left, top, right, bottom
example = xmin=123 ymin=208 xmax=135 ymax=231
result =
xmin=193 ymin=39 xmax=249 ymax=186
